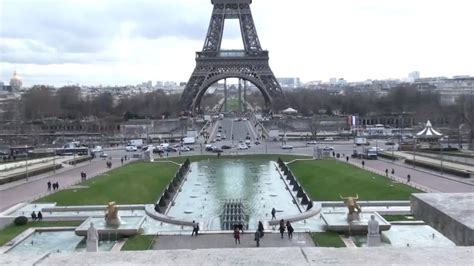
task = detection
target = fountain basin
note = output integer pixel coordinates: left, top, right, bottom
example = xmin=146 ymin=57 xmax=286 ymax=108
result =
xmin=75 ymin=216 xmax=145 ymax=237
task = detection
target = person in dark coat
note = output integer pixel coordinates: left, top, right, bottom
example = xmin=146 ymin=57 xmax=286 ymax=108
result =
xmin=286 ymin=221 xmax=294 ymax=239
xmin=279 ymin=219 xmax=286 ymax=239
xmin=254 ymin=230 xmax=261 ymax=247
xmin=37 ymin=211 xmax=43 ymax=221
xmin=31 ymin=211 xmax=37 ymax=221
xmin=258 ymin=221 xmax=264 ymax=238
xmin=271 ymin=208 xmax=276 ymax=220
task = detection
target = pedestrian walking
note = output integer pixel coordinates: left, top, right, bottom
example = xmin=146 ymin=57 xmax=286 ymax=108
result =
xmin=346 ymin=156 xmax=349 ymax=162
xmin=258 ymin=221 xmax=264 ymax=238
xmin=407 ymin=174 xmax=411 ymax=183
xmin=287 ymin=221 xmax=294 ymax=239
xmin=385 ymin=169 xmax=388 ymax=177
xmin=37 ymin=211 xmax=43 ymax=221
xmin=254 ymin=230 xmax=261 ymax=247
xmin=362 ymin=160 xmax=365 ymax=168
xmin=391 ymin=168 xmax=395 ymax=175
xmin=47 ymin=181 xmax=51 ymax=191
xmin=191 ymin=220 xmax=199 ymax=236
xmin=271 ymin=208 xmax=276 ymax=220
xmin=238 ymin=223 xmax=244 ymax=233
xmin=234 ymin=226 xmax=241 ymax=244
xmin=279 ymin=219 xmax=286 ymax=239
xmin=121 ymin=157 xmax=124 ymax=165
xmin=31 ymin=211 xmax=37 ymax=221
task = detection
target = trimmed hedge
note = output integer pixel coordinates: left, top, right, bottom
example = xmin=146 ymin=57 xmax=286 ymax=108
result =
xmin=404 ymin=159 xmax=471 ymax=178
xmin=14 ymin=216 xmax=28 ymax=226
xmin=0 ymin=164 xmax=63 ymax=185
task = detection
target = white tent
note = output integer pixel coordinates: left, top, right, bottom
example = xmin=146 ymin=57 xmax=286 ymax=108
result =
xmin=416 ymin=120 xmax=442 ymax=138
xmin=282 ymin=108 xmax=298 ymax=114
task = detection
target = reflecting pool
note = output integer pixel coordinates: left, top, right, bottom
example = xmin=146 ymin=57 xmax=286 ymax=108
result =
xmin=166 ymin=159 xmax=301 ymax=230
xmin=7 ymin=231 xmax=115 ymax=254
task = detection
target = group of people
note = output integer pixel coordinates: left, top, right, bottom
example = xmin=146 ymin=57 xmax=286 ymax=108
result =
xmin=47 ymin=181 xmax=60 ymax=191
xmin=278 ymin=219 xmax=294 ymax=239
xmin=120 ymin=155 xmax=128 ymax=165
xmin=31 ymin=211 xmax=43 ymax=221
xmin=384 ymin=168 xmax=412 ymax=183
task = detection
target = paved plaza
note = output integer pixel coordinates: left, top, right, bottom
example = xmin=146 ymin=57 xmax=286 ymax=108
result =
xmin=153 ymin=233 xmax=315 ymax=250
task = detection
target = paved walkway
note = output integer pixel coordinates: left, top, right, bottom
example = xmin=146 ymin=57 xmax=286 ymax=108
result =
xmin=0 ymin=157 xmax=133 ymax=212
xmin=153 ymin=233 xmax=314 ymax=250
xmin=393 ymin=151 xmax=474 ymax=172
xmin=343 ymin=157 xmax=473 ymax=193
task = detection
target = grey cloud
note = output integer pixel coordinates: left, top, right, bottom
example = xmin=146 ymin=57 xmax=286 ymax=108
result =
xmin=0 ymin=0 xmax=249 ymax=65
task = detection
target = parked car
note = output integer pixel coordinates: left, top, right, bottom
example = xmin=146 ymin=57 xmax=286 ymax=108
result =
xmin=205 ymin=145 xmax=215 ymax=152
xmin=372 ymin=147 xmax=384 ymax=152
xmin=307 ymin=141 xmax=317 ymax=145
xmin=324 ymin=137 xmax=334 ymax=141
xmin=385 ymin=141 xmax=395 ymax=146
xmin=99 ymin=153 xmax=109 ymax=158
xmin=238 ymin=144 xmax=249 ymax=150
xmin=281 ymin=145 xmax=293 ymax=150
xmin=126 ymin=146 xmax=137 ymax=152
xmin=212 ymin=147 xmax=223 ymax=153
xmin=323 ymin=146 xmax=334 ymax=151
xmin=254 ymin=140 xmax=261 ymax=145
xmin=221 ymin=145 xmax=232 ymax=150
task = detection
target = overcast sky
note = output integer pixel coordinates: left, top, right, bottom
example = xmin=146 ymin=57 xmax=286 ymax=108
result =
xmin=1 ymin=0 xmax=473 ymax=87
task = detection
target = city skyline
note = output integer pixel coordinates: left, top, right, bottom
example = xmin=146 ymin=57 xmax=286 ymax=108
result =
xmin=1 ymin=0 xmax=473 ymax=87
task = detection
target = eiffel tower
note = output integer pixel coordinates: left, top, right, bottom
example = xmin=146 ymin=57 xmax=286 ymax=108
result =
xmin=181 ymin=0 xmax=284 ymax=114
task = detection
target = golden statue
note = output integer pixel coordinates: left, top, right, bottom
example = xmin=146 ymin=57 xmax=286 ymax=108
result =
xmin=105 ymin=201 xmax=121 ymax=225
xmin=340 ymin=194 xmax=362 ymax=214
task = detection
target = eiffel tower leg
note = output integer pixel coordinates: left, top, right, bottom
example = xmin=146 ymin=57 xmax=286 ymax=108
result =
xmin=238 ymin=79 xmax=242 ymax=113
xmin=224 ymin=78 xmax=228 ymax=112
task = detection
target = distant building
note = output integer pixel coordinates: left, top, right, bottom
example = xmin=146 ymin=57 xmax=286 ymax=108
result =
xmin=277 ymin=77 xmax=300 ymax=89
xmin=408 ymin=71 xmax=420 ymax=82
xmin=9 ymin=71 xmax=22 ymax=92
xmin=415 ymin=76 xmax=474 ymax=105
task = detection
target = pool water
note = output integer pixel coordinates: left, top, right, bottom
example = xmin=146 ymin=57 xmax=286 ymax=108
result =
xmin=351 ymin=225 xmax=456 ymax=247
xmin=7 ymin=231 xmax=115 ymax=254
xmin=166 ymin=159 xmax=301 ymax=230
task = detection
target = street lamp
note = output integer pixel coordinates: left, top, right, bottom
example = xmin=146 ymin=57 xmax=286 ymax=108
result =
xmin=25 ymin=147 xmax=29 ymax=181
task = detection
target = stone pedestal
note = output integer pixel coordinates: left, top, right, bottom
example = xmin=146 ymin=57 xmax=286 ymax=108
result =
xmin=86 ymin=238 xmax=99 ymax=252
xmin=347 ymin=213 xmax=360 ymax=222
xmin=367 ymin=234 xmax=381 ymax=247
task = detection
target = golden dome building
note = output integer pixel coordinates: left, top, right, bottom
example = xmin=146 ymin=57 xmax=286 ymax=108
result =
xmin=9 ymin=70 xmax=23 ymax=92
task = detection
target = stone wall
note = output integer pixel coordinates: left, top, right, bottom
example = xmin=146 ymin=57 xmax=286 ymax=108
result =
xmin=411 ymin=193 xmax=474 ymax=246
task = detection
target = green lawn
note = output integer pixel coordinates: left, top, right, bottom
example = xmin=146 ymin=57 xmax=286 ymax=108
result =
xmin=36 ymin=162 xmax=178 ymax=205
xmin=0 ymin=221 xmax=82 ymax=246
xmin=226 ymin=98 xmax=241 ymax=112
xmin=311 ymin=232 xmax=346 ymax=247
xmin=290 ymin=160 xmax=420 ymax=201
xmin=121 ymin=235 xmax=156 ymax=251
xmin=162 ymin=154 xmax=309 ymax=164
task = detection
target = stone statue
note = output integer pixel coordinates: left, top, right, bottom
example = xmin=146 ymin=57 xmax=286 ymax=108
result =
xmin=105 ymin=201 xmax=121 ymax=225
xmin=367 ymin=215 xmax=381 ymax=247
xmin=86 ymin=222 xmax=99 ymax=252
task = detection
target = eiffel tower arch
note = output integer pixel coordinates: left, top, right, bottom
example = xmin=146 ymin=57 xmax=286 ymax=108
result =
xmin=181 ymin=0 xmax=284 ymax=114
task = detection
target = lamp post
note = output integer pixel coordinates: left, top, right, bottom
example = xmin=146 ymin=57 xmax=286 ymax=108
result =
xmin=25 ymin=148 xmax=29 ymax=181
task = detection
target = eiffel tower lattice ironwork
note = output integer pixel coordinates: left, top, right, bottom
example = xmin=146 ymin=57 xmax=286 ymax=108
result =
xmin=181 ymin=0 xmax=284 ymax=114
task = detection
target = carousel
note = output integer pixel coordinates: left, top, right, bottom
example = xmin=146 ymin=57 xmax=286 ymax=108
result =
xmin=415 ymin=120 xmax=443 ymax=150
